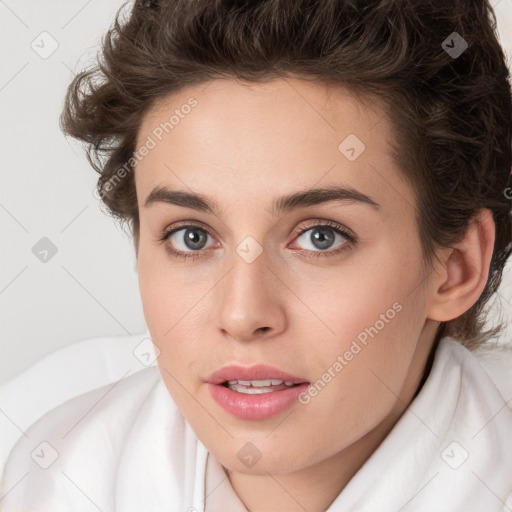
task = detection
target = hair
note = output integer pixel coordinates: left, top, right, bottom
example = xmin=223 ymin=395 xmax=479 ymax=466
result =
xmin=60 ymin=0 xmax=512 ymax=350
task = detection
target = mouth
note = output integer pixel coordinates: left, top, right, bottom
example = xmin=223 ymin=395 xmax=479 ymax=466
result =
xmin=205 ymin=365 xmax=310 ymax=420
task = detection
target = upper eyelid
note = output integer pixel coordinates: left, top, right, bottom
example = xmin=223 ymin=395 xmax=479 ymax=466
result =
xmin=295 ymin=220 xmax=355 ymax=240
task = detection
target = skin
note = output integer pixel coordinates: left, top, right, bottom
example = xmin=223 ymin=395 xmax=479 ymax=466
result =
xmin=133 ymin=77 xmax=495 ymax=512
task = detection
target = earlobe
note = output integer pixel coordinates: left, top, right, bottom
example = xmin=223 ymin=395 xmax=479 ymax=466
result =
xmin=427 ymin=209 xmax=495 ymax=322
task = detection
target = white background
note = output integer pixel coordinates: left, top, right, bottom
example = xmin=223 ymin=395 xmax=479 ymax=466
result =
xmin=1 ymin=0 xmax=512 ymax=384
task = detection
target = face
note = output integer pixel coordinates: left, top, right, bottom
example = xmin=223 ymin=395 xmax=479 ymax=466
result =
xmin=135 ymin=77 xmax=437 ymax=475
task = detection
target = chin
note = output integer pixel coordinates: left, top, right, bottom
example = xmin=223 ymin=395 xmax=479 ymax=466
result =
xmin=209 ymin=438 xmax=314 ymax=476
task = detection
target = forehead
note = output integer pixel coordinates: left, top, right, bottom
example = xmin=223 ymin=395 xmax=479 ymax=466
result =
xmin=137 ymin=77 xmax=385 ymax=149
xmin=134 ymin=78 xmax=414 ymax=217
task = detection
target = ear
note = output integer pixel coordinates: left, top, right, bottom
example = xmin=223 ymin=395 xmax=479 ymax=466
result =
xmin=426 ymin=208 xmax=495 ymax=322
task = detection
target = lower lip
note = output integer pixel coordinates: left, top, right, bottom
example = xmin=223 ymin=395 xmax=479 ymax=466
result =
xmin=207 ymin=382 xmax=310 ymax=421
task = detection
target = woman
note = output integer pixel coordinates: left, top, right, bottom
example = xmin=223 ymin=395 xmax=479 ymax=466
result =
xmin=2 ymin=0 xmax=511 ymax=510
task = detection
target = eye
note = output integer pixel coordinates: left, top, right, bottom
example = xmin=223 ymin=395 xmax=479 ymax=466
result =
xmin=158 ymin=219 xmax=355 ymax=261
xmin=158 ymin=224 xmax=216 ymax=261
xmin=290 ymin=220 xmax=354 ymax=258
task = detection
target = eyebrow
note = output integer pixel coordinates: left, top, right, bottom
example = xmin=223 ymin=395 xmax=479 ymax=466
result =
xmin=143 ymin=185 xmax=380 ymax=215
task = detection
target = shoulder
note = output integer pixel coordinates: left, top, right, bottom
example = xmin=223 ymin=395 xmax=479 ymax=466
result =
xmin=11 ymin=365 xmax=163 ymax=447
xmin=0 ymin=366 xmax=186 ymax=512
xmin=470 ymin=341 xmax=512 ymax=408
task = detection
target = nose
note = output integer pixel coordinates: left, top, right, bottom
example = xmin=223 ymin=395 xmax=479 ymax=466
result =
xmin=216 ymin=247 xmax=287 ymax=343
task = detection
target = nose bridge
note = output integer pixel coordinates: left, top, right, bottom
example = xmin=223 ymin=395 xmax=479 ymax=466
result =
xmin=216 ymin=235 xmax=285 ymax=340
xmin=223 ymin=238 xmax=271 ymax=312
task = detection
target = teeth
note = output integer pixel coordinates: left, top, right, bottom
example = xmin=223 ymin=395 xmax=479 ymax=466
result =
xmin=224 ymin=379 xmax=294 ymax=387
xmin=224 ymin=379 xmax=301 ymax=394
xmin=251 ymin=379 xmax=272 ymax=387
xmin=230 ymin=385 xmax=276 ymax=394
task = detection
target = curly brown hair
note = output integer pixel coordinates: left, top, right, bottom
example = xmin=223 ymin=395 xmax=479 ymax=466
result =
xmin=60 ymin=0 xmax=512 ymax=349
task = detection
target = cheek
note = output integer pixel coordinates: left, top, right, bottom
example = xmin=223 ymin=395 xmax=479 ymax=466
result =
xmin=291 ymin=252 xmax=426 ymax=427
xmin=288 ymin=247 xmax=419 ymax=345
xmin=138 ymin=245 xmax=189 ymax=333
xmin=292 ymin=312 xmax=420 ymax=460
xmin=139 ymin=265 xmax=206 ymax=417
xmin=137 ymin=249 xmax=209 ymax=373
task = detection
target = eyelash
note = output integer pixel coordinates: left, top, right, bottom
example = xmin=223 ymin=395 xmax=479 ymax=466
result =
xmin=157 ymin=219 xmax=356 ymax=261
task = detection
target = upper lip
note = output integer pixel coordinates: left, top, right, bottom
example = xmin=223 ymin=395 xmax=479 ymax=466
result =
xmin=204 ymin=364 xmax=309 ymax=385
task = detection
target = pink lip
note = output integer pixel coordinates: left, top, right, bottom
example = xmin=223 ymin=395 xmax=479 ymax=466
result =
xmin=204 ymin=364 xmax=308 ymax=385
xmin=204 ymin=364 xmax=309 ymax=421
